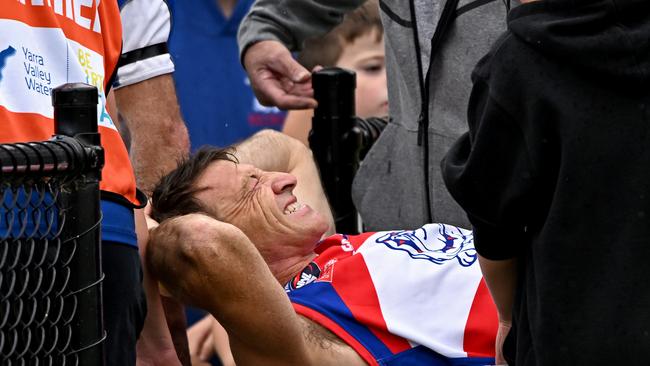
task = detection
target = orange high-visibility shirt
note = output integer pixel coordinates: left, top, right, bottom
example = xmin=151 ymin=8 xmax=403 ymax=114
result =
xmin=0 ymin=0 xmax=138 ymax=207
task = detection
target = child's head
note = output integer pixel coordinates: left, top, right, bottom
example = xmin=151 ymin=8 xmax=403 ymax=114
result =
xmin=298 ymin=0 xmax=387 ymax=118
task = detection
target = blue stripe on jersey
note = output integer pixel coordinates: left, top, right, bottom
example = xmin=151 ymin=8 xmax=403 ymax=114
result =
xmin=288 ymin=282 xmax=394 ymax=360
xmin=448 ymin=356 xmax=496 ymax=366
xmin=380 ymin=345 xmax=495 ymax=366
xmin=289 ymin=283 xmax=496 ymax=365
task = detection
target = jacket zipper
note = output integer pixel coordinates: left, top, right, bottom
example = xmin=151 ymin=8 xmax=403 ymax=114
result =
xmin=410 ymin=0 xmax=461 ymax=223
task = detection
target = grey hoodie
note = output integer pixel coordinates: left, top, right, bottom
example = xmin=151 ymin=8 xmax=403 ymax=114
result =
xmin=239 ymin=0 xmax=517 ymax=231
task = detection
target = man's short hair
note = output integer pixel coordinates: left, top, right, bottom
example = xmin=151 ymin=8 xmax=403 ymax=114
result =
xmin=297 ymin=0 xmax=382 ymax=71
xmin=151 ymin=147 xmax=236 ymax=223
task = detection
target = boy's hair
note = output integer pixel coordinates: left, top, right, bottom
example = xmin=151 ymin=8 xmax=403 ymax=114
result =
xmin=151 ymin=147 xmax=236 ymax=223
xmin=297 ymin=0 xmax=382 ymax=70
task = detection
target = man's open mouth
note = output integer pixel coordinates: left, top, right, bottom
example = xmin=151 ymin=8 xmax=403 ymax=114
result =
xmin=284 ymin=201 xmax=305 ymax=215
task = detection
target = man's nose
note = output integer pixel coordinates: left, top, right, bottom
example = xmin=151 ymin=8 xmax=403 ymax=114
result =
xmin=270 ymin=172 xmax=297 ymax=194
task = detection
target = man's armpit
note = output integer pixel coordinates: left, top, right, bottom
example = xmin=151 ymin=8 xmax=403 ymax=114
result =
xmin=300 ymin=315 xmax=344 ymax=350
xmin=298 ymin=315 xmax=367 ymax=365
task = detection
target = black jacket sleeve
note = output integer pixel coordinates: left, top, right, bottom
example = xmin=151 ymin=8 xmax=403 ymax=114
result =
xmin=442 ymin=76 xmax=536 ymax=260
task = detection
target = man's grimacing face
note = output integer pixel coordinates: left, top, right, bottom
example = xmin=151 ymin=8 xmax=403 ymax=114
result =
xmin=193 ymin=160 xmax=329 ymax=253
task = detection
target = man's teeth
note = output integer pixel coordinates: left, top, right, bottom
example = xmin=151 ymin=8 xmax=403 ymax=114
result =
xmin=284 ymin=202 xmax=304 ymax=215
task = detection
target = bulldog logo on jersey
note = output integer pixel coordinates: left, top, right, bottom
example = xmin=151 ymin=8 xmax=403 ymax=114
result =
xmin=375 ymin=224 xmax=477 ymax=267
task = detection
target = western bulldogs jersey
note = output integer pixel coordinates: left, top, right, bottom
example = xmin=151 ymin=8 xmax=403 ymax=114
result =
xmin=285 ymin=224 xmax=498 ymax=365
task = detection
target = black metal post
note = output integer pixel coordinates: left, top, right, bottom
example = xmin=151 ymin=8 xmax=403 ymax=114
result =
xmin=309 ymin=68 xmax=362 ymax=234
xmin=52 ymin=83 xmax=105 ymax=366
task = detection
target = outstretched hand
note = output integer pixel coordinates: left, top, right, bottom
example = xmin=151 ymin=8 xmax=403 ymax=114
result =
xmin=187 ymin=315 xmax=235 ymax=366
xmin=243 ymin=40 xmax=317 ymax=110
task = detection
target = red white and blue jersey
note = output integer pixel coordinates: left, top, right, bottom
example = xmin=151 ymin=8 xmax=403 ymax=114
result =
xmin=285 ymin=224 xmax=498 ymax=365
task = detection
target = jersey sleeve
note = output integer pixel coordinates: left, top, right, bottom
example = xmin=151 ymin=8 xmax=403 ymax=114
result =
xmin=113 ymin=0 xmax=174 ymax=89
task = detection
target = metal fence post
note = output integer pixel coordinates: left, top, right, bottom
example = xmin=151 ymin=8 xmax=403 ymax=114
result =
xmin=52 ymin=83 xmax=105 ymax=366
xmin=309 ymin=68 xmax=361 ymax=234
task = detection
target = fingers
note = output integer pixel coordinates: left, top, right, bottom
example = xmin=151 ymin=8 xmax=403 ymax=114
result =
xmin=252 ymin=69 xmax=316 ymax=110
xmin=143 ymin=201 xmax=159 ymax=230
xmin=210 ymin=319 xmax=235 ymax=366
xmin=198 ymin=333 xmax=215 ymax=361
xmin=146 ymin=216 xmax=159 ymax=231
xmin=246 ymin=40 xmax=309 ymax=84
xmin=187 ymin=315 xmax=214 ymax=356
xmin=265 ymin=49 xmax=310 ymax=84
xmin=189 ymin=355 xmax=211 ymax=366
xmin=243 ymin=40 xmax=317 ymax=110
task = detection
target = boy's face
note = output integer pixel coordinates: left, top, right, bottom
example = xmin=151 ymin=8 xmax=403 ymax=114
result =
xmin=336 ymin=29 xmax=388 ymax=119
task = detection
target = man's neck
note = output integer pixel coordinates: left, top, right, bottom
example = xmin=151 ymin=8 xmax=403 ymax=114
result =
xmin=268 ymin=253 xmax=318 ymax=285
xmin=216 ymin=0 xmax=237 ymax=18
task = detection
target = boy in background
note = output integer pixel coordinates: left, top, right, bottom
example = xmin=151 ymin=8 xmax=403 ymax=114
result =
xmin=282 ymin=0 xmax=387 ymax=146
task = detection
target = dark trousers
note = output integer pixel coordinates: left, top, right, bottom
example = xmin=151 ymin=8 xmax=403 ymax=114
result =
xmin=102 ymin=242 xmax=147 ymax=366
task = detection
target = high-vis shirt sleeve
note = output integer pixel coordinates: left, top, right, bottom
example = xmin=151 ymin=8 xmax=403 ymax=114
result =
xmin=114 ymin=0 xmax=174 ymax=89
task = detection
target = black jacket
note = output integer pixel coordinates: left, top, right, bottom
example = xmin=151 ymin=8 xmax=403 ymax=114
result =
xmin=442 ymin=0 xmax=650 ymax=364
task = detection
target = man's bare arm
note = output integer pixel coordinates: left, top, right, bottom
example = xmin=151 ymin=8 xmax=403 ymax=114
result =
xmin=147 ymin=214 xmax=363 ymax=365
xmin=234 ymin=129 xmax=335 ymax=236
xmin=478 ymin=254 xmax=517 ymax=364
xmin=114 ymin=74 xmax=190 ymax=195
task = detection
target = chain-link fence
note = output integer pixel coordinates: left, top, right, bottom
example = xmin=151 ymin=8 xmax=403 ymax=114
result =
xmin=0 ymin=83 xmax=105 ymax=366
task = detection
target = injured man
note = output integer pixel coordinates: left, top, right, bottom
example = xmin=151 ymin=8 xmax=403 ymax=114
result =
xmin=147 ymin=130 xmax=499 ymax=366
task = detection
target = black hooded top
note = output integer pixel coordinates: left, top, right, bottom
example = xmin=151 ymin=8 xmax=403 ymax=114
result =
xmin=442 ymin=0 xmax=650 ymax=364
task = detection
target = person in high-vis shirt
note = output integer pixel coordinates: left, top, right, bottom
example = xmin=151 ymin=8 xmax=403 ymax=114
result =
xmin=0 ymin=1 xmax=189 ymax=365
